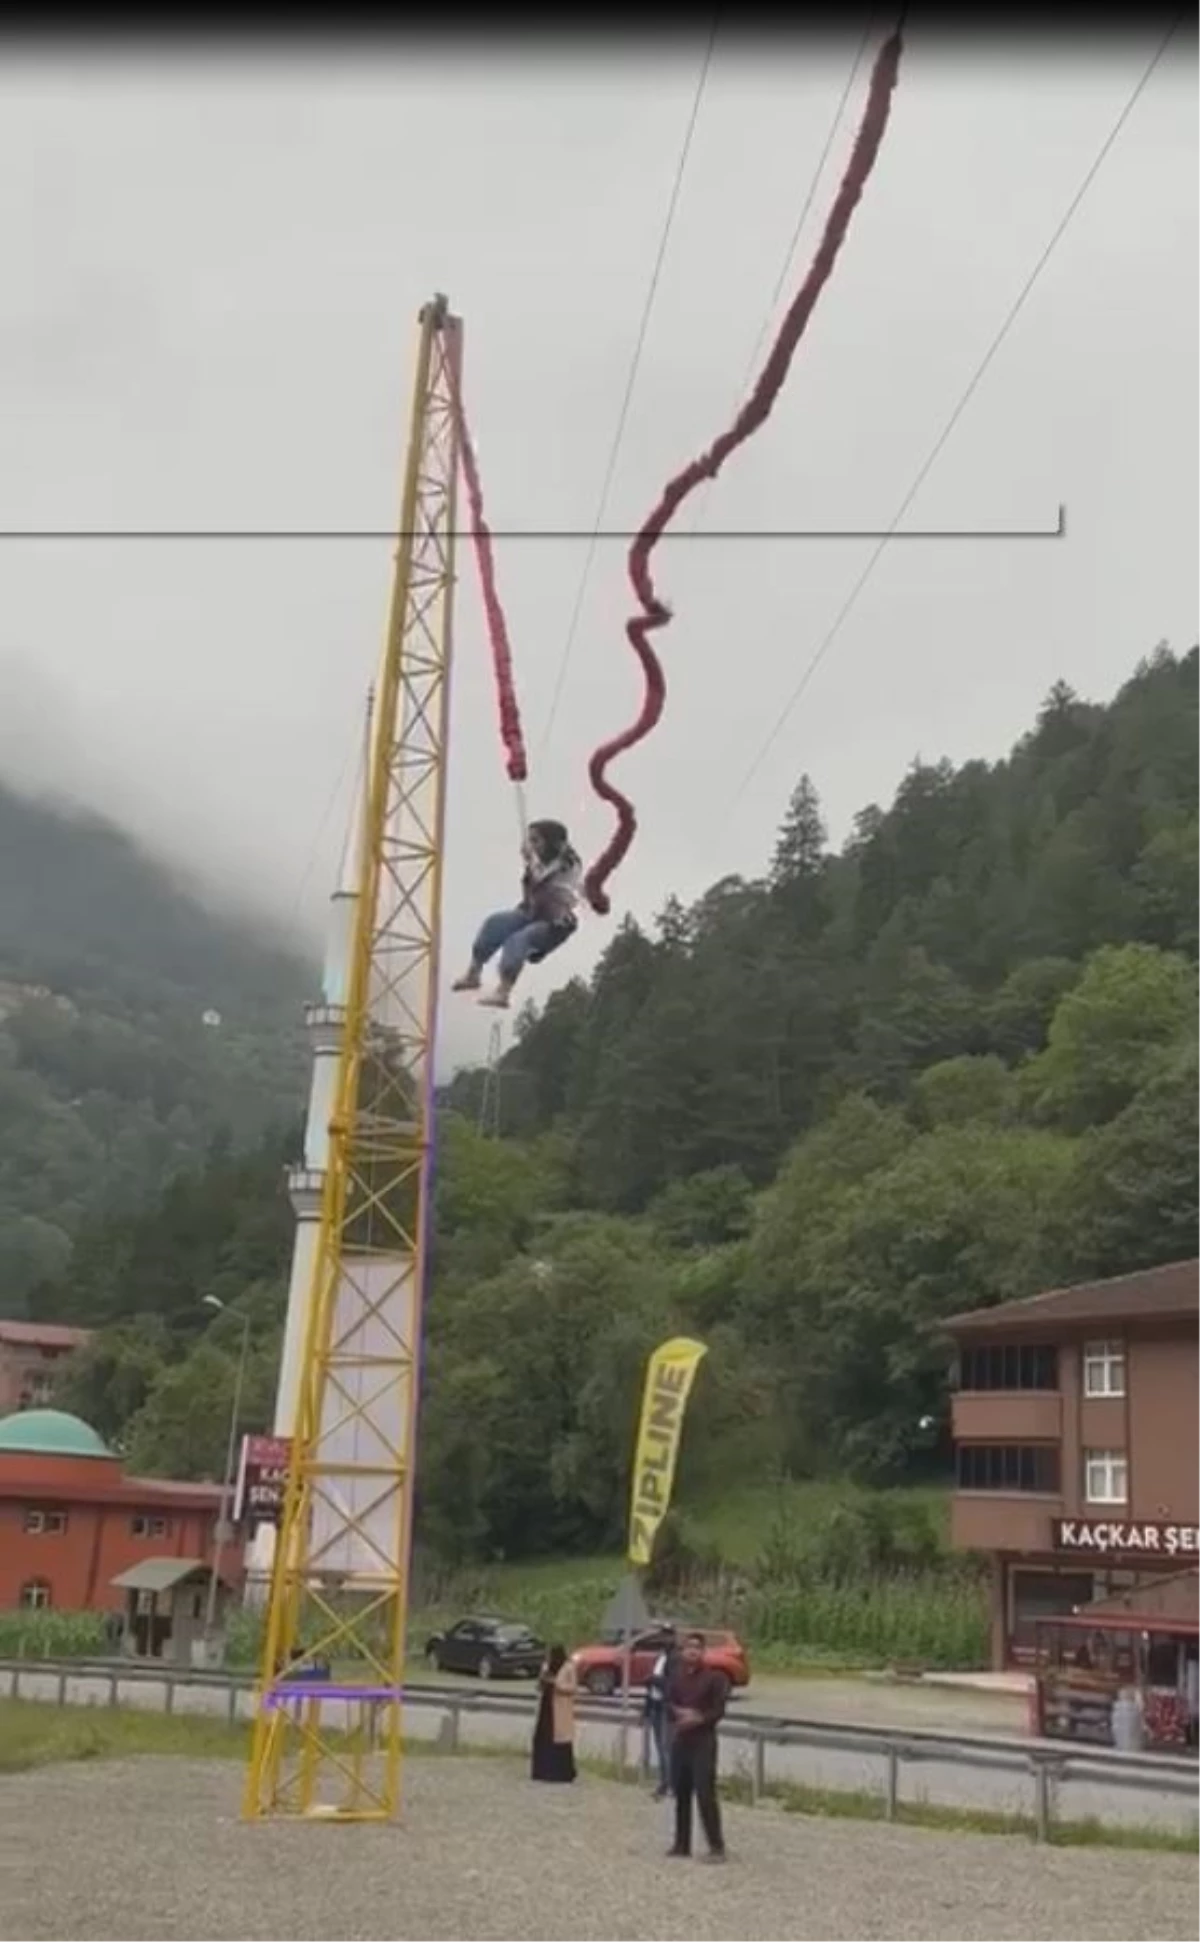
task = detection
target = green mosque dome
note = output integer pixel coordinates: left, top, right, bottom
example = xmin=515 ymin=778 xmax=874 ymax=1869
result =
xmin=0 ymin=1408 xmax=111 ymax=1459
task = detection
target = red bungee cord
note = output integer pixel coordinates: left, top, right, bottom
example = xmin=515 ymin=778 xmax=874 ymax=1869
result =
xmin=447 ymin=359 xmax=529 ymax=787
xmin=582 ymin=25 xmax=905 ymax=917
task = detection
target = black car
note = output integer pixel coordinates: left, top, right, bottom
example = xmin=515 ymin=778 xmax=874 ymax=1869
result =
xmin=424 ymin=1616 xmax=545 ymax=1680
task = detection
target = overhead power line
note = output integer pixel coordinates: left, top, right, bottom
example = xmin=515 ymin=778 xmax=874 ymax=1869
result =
xmin=723 ymin=12 xmax=1185 ymax=823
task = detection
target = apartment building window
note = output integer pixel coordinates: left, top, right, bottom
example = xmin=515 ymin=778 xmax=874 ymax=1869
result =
xmin=131 ymin=1514 xmax=169 ymax=1539
xmin=22 ymin=1508 xmax=67 ymax=1535
xmin=1083 ymin=1340 xmax=1125 ymax=1398
xmin=956 ymin=1444 xmax=1061 ymax=1492
xmin=956 ymin=1344 xmax=1058 ymax=1391
xmin=1084 ymin=1448 xmax=1128 ymax=1505
xmin=19 ymin=1580 xmax=51 ymax=1610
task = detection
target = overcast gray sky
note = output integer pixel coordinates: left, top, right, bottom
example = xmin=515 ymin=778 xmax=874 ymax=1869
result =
xmin=1 ymin=27 xmax=1195 ymax=1068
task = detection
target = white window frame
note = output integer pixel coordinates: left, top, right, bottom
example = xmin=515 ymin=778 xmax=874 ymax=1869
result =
xmin=23 ymin=1508 xmax=67 ymax=1535
xmin=131 ymin=1514 xmax=169 ymax=1539
xmin=1084 ymin=1448 xmax=1128 ymax=1505
xmin=19 ymin=1580 xmax=51 ymax=1610
xmin=1083 ymin=1339 xmax=1125 ymax=1398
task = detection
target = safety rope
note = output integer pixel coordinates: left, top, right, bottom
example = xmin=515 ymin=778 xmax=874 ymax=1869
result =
xmin=582 ymin=24 xmax=905 ymax=917
xmin=684 ymin=9 xmax=877 ymax=542
xmin=447 ymin=362 xmax=530 ymax=797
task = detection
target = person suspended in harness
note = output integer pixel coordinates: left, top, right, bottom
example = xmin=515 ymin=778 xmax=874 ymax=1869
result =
xmin=452 ymin=819 xmax=582 ymax=1010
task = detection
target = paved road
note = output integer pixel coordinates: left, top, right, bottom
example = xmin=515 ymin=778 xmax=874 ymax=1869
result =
xmin=10 ymin=1662 xmax=1196 ymax=1837
xmin=400 ymin=1688 xmax=1196 ymax=1837
xmin=411 ymin=1664 xmax=1031 ymax=1734
xmin=735 ymin=1673 xmax=1029 ymax=1735
xmin=3 ymin=1755 xmax=1197 ymax=1941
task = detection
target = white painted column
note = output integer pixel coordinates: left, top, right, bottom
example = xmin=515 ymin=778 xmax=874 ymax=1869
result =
xmin=244 ymin=892 xmax=357 ymax=1595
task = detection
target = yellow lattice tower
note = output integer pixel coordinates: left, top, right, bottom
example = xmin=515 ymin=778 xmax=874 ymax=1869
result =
xmin=243 ymin=294 xmax=460 ymax=1823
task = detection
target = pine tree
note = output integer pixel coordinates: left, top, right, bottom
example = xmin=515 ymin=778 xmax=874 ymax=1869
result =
xmin=770 ymin=775 xmax=827 ymax=890
xmin=769 ymin=775 xmax=831 ymax=941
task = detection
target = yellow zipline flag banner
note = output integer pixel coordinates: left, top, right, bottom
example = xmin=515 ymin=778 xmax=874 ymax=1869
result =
xmin=627 ymin=1336 xmax=708 ymax=1568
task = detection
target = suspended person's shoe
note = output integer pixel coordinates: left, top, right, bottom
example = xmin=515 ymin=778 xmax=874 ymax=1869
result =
xmin=452 ymin=967 xmax=482 ymax=992
xmin=478 ymin=985 xmax=512 ymax=1009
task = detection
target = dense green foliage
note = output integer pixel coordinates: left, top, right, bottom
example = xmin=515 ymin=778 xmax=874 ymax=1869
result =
xmin=0 ymin=780 xmax=312 ymax=1312
xmin=428 ymin=647 xmax=1198 ymax=1527
xmin=16 ymin=649 xmax=1199 ymax=1615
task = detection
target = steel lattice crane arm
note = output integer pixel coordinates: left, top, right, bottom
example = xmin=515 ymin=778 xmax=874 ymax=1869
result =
xmin=243 ymin=295 xmax=460 ymax=1824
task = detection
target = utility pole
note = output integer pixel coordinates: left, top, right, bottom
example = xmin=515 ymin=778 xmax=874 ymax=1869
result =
xmin=202 ymin=1293 xmax=252 ymax=1650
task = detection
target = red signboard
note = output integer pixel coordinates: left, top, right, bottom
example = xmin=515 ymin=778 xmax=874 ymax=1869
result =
xmin=233 ymin=1434 xmax=291 ymax=1526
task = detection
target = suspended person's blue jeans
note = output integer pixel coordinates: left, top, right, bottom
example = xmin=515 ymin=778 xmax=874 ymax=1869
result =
xmin=472 ymin=908 xmax=571 ymax=983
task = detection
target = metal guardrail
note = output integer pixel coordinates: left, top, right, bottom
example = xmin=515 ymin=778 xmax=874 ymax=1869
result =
xmin=2 ymin=1655 xmax=1195 ymax=1844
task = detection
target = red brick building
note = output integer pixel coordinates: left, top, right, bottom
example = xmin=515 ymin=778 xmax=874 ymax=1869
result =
xmin=0 ymin=1408 xmax=240 ymax=1614
xmin=946 ymin=1259 xmax=1199 ymax=1667
xmin=0 ymin=1321 xmax=91 ymax=1414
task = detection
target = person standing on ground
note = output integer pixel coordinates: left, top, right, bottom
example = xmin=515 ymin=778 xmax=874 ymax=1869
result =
xmin=665 ymin=1631 xmax=728 ymax=1862
xmin=531 ymin=1643 xmax=578 ymax=1784
xmin=644 ymin=1625 xmax=677 ymax=1799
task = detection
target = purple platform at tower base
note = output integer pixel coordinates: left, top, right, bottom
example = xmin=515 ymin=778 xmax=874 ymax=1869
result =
xmin=262 ymin=1683 xmax=405 ymax=1707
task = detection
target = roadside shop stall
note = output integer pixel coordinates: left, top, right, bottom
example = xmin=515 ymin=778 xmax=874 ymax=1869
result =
xmin=1032 ymin=1568 xmax=1198 ymax=1751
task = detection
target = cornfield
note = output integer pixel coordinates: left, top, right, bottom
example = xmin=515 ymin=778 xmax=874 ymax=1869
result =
xmin=411 ymin=1561 xmax=989 ymax=1671
xmin=740 ymin=1573 xmax=988 ymax=1667
xmin=0 ymin=1610 xmax=108 ymax=1660
xmin=0 ymin=1569 xmax=988 ymax=1674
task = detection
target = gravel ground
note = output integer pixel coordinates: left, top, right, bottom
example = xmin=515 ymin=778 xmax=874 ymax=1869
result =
xmin=0 ymin=1756 xmax=1194 ymax=1942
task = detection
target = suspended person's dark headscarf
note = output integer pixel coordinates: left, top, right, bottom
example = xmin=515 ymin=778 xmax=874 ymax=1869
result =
xmin=527 ymin=819 xmax=570 ymax=862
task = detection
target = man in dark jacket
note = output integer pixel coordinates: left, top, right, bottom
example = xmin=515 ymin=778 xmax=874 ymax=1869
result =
xmin=665 ymin=1631 xmax=727 ymax=1862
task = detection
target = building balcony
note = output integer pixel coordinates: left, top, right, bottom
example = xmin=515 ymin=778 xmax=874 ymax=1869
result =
xmin=951 ymin=1492 xmax=1063 ymax=1555
xmin=303 ymin=1002 xmax=346 ymax=1053
xmin=286 ymin=1166 xmax=325 ymax=1219
xmin=951 ymin=1391 xmax=1062 ymax=1443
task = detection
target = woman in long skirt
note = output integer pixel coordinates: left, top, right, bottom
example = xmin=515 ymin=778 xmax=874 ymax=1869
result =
xmin=531 ymin=1643 xmax=578 ymax=1784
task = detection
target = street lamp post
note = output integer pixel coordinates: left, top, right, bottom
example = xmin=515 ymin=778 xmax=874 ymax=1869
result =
xmin=202 ymin=1294 xmax=253 ymax=1651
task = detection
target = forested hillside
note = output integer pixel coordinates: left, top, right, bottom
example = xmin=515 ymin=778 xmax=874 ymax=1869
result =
xmin=449 ymin=646 xmax=1197 ymax=1195
xmin=0 ymin=780 xmax=312 ymax=1314
xmin=37 ymin=647 xmax=1200 ymax=1574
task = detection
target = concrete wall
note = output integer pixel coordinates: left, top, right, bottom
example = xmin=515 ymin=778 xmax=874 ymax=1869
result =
xmin=0 ymin=1463 xmax=225 ymax=1611
xmin=1128 ymin=1325 xmax=1198 ymax=1523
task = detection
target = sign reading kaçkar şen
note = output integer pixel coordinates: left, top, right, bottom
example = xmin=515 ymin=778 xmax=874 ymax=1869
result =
xmin=233 ymin=1433 xmax=291 ymax=1526
xmin=1054 ymin=1518 xmax=1199 ymax=1558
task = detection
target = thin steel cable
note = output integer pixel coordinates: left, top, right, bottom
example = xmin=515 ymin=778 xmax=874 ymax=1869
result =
xmin=288 ymin=734 xmax=361 ymax=932
xmin=535 ymin=16 xmax=720 ymax=759
xmin=684 ymin=10 xmax=877 ymax=539
xmin=724 ymin=13 xmax=1184 ymax=821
